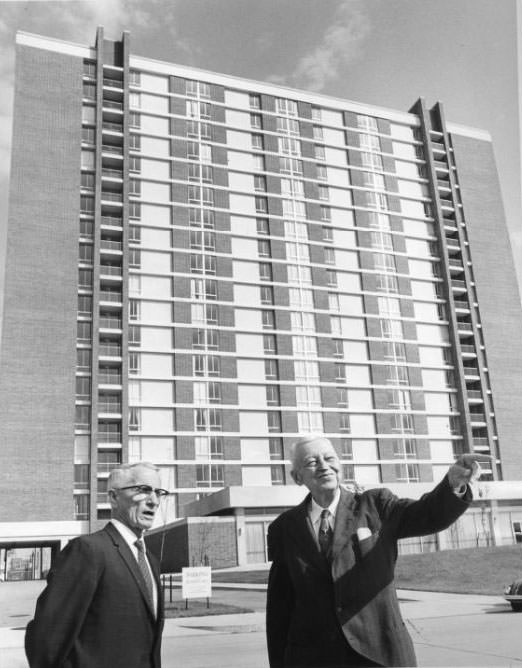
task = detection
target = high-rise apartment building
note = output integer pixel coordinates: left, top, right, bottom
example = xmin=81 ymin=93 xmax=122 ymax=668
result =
xmin=2 ymin=29 xmax=522 ymax=569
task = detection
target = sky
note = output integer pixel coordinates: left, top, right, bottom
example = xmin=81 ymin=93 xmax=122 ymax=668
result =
xmin=0 ymin=0 xmax=520 ymax=290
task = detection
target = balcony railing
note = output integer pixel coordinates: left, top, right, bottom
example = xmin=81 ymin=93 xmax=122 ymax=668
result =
xmin=101 ymin=144 xmax=123 ymax=155
xmin=101 ymin=216 xmax=123 ymax=227
xmin=99 ymin=317 xmax=122 ymax=329
xmin=457 ymin=322 xmax=473 ymax=331
xmin=98 ymin=402 xmax=122 ymax=413
xmin=101 ymin=192 xmax=123 ymax=203
xmin=97 ymin=462 xmax=120 ymax=473
xmin=98 ymin=373 xmax=122 ymax=385
xmin=451 ymin=279 xmax=466 ymax=289
xmin=454 ymin=299 xmax=470 ymax=310
xmin=469 ymin=413 xmax=486 ymax=422
xmin=467 ymin=390 xmax=483 ymax=399
xmin=103 ymin=100 xmax=123 ymax=110
xmin=103 ymin=77 xmax=123 ymax=88
xmin=100 ymin=265 xmax=122 ymax=276
xmin=100 ymin=240 xmax=122 ymax=251
xmin=103 ymin=122 xmax=124 ymax=133
xmin=460 ymin=344 xmax=476 ymax=354
xmin=102 ymin=168 xmax=123 ymax=179
xmin=99 ymin=291 xmax=122 ymax=302
xmin=99 ymin=344 xmax=122 ymax=357
xmin=98 ymin=432 xmax=122 ymax=443
xmin=473 ymin=437 xmax=489 ymax=447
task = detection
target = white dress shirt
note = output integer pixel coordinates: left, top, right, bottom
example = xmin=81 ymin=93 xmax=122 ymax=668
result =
xmin=110 ymin=519 xmax=158 ymax=613
xmin=308 ymin=487 xmax=341 ymax=539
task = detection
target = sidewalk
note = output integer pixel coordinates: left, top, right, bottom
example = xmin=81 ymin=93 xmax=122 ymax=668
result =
xmin=1 ymin=580 xmax=519 ymax=668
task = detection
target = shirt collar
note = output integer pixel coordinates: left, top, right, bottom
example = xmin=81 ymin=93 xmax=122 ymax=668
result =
xmin=110 ymin=518 xmax=143 ymax=550
xmin=309 ymin=487 xmax=341 ymax=525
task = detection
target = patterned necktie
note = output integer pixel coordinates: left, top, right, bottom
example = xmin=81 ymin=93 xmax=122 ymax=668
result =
xmin=318 ymin=509 xmax=333 ymax=559
xmin=135 ymin=539 xmax=155 ymax=613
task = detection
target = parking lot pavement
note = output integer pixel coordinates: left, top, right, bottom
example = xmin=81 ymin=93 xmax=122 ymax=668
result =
xmin=1 ymin=582 xmax=521 ymax=667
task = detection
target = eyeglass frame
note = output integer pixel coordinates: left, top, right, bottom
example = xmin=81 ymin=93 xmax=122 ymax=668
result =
xmin=114 ymin=484 xmax=170 ymax=498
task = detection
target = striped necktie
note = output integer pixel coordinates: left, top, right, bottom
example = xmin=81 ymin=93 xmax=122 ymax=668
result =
xmin=135 ymin=539 xmax=155 ymax=613
xmin=318 ymin=509 xmax=333 ymax=559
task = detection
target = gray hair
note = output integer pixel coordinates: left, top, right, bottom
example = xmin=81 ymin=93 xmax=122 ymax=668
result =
xmin=107 ymin=462 xmax=160 ymax=491
xmin=289 ymin=435 xmax=333 ymax=472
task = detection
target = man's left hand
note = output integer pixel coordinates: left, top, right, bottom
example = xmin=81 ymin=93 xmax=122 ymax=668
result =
xmin=447 ymin=454 xmax=493 ymax=491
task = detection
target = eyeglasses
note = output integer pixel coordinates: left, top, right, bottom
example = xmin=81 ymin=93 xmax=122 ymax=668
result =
xmin=116 ymin=485 xmax=170 ymax=498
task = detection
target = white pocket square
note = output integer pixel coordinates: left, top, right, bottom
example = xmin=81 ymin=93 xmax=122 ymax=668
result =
xmin=356 ymin=527 xmax=372 ymax=541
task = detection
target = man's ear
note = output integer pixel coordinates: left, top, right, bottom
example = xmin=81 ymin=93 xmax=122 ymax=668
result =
xmin=291 ymin=470 xmax=302 ymax=486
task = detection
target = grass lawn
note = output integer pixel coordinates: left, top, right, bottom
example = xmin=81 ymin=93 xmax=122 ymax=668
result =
xmin=209 ymin=545 xmax=522 ymax=596
xmin=164 ymin=600 xmax=253 ymax=618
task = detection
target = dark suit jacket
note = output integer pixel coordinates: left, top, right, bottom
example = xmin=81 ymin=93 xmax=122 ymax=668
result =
xmin=25 ymin=523 xmax=164 ymax=668
xmin=266 ymin=476 xmax=471 ymax=667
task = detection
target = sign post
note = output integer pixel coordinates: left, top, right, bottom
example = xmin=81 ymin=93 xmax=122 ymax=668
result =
xmin=181 ymin=566 xmax=212 ymax=609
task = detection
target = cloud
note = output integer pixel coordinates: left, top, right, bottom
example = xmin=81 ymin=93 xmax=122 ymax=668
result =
xmin=285 ymin=0 xmax=371 ymax=92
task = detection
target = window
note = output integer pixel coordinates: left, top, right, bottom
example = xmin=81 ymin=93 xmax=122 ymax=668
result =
xmin=129 ymin=156 xmax=141 ymax=174
xmin=258 ymin=239 xmax=271 ymax=257
xmin=275 ymin=98 xmax=298 ymax=116
xmin=83 ymin=82 xmax=96 ymax=99
xmin=129 ymin=134 xmax=141 ymax=150
xmin=280 ymin=157 xmax=303 ymax=174
xmin=268 ymin=411 xmax=282 ymax=433
xmin=320 ymin=205 xmax=331 ymax=221
xmin=385 ymin=365 xmax=409 ymax=385
xmin=340 ymin=438 xmax=353 ymax=459
xmin=76 ymin=376 xmax=91 ymax=399
xmin=208 ymin=381 xmax=221 ymax=404
xmin=376 ymin=274 xmax=398 ymax=293
xmin=255 ymin=196 xmax=268 ymax=213
xmin=339 ymin=414 xmax=351 ymax=433
xmin=81 ymin=172 xmax=95 ymax=190
xmin=196 ymin=464 xmax=224 ymax=487
xmin=393 ymin=438 xmax=417 ymax=458
xmin=129 ymin=325 xmax=141 ymax=347
xmin=315 ymin=145 xmax=326 ymax=161
xmin=316 ymin=164 xmax=328 ymax=181
xmin=81 ymin=128 xmax=95 ymax=144
xmin=78 ymin=269 xmax=93 ymax=287
xmin=77 ymin=349 xmax=91 ymax=370
xmin=335 ymin=363 xmax=346 ymax=382
xmin=361 ymin=152 xmax=383 ymax=170
xmin=78 ymin=295 xmax=92 ymax=315
xmin=357 ymin=114 xmax=378 ymax=133
xmin=271 ymin=465 xmax=285 ymax=485
xmin=269 ymin=437 xmax=284 ymax=459
xmin=265 ymin=358 xmax=279 ymax=380
xmin=129 ymin=203 xmax=141 ymax=220
xmin=260 ymin=285 xmax=274 ymax=304
xmin=79 ymin=244 xmax=93 ymax=262
xmin=290 ymin=311 xmax=315 ymax=332
xmin=395 ymin=463 xmax=420 ymax=482
xmin=129 ymin=70 xmax=141 ymax=86
xmin=326 ymin=270 xmax=337 ymax=287
xmin=360 ymin=133 xmax=380 ymax=152
xmin=249 ymin=93 xmax=261 ymax=109
xmin=129 ymin=249 xmax=141 ymax=269
xmin=80 ymin=196 xmax=94 ymax=214
xmin=83 ymin=60 xmax=96 ymax=77
xmin=75 ymin=405 xmax=90 ymax=428
xmin=254 ymin=175 xmax=266 ymax=192
xmin=256 ymin=218 xmax=269 ymax=235
xmin=333 ymin=339 xmax=344 ymax=358
xmin=263 ymin=334 xmax=277 ymax=354
xmin=392 ymin=413 xmax=414 ymax=433
xmin=262 ymin=310 xmax=275 ymax=329
xmin=266 ymin=385 xmax=280 ymax=406
xmin=129 ymin=299 xmax=140 ymax=321
xmin=324 ymin=247 xmax=335 ymax=265
xmin=342 ymin=464 xmax=355 ymax=483
xmin=383 ymin=341 xmax=406 ymax=361
xmin=252 ymin=134 xmax=264 ymax=150
xmin=259 ymin=263 xmax=272 ymax=282
xmin=278 ymin=137 xmax=301 ymax=156
xmin=250 ymin=113 xmax=262 ymax=129
xmin=296 ymin=386 xmax=321 ymax=407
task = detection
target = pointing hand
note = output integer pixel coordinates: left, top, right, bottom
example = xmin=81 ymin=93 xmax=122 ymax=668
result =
xmin=447 ymin=454 xmax=493 ymax=490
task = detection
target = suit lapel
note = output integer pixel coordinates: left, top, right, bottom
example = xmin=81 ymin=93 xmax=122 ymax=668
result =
xmin=331 ymin=487 xmax=358 ymax=564
xmin=104 ymin=523 xmax=157 ymax=620
xmin=286 ymin=494 xmax=330 ymax=572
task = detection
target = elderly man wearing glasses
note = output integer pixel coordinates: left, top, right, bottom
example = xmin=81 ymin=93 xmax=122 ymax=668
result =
xmin=25 ymin=462 xmax=168 ymax=668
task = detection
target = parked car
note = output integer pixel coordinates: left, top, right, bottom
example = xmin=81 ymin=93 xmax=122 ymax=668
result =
xmin=504 ymin=578 xmax=522 ymax=611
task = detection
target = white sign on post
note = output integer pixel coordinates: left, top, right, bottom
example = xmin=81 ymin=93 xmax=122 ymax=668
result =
xmin=181 ymin=566 xmax=212 ymax=600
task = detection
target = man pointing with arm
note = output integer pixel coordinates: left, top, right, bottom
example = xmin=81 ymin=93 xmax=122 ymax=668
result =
xmin=266 ymin=436 xmax=486 ymax=668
